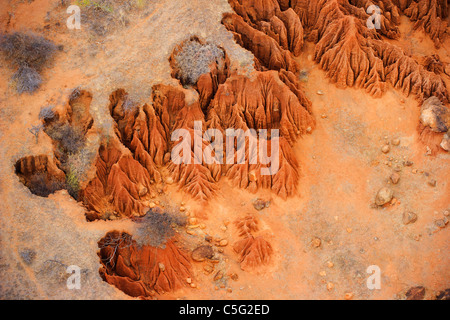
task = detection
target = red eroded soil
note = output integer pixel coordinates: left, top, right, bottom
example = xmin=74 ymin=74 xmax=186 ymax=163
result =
xmin=0 ymin=0 xmax=448 ymax=300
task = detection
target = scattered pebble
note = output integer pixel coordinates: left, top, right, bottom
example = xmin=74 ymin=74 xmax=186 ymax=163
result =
xmin=390 ymin=172 xmax=400 ymax=184
xmin=375 ymin=187 xmax=394 ymax=206
xmin=192 ymin=245 xmax=214 ymax=262
xmin=214 ymin=271 xmax=224 ymax=281
xmin=402 ymin=211 xmax=418 ymax=225
xmin=327 ymin=282 xmax=334 ymax=291
xmin=403 ymin=160 xmax=414 ymax=167
xmin=253 ymin=198 xmax=269 ymax=211
xmin=312 ymin=238 xmax=321 ymax=248
xmin=435 ymin=219 xmax=447 ymax=229
xmin=219 ymin=240 xmax=228 ymax=247
xmin=381 ymin=145 xmax=390 ymax=154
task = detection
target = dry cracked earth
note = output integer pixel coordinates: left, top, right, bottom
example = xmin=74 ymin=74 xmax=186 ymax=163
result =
xmin=0 ymin=0 xmax=449 ymax=300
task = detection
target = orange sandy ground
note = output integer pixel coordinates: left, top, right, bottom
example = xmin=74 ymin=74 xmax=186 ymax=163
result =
xmin=0 ymin=0 xmax=448 ymax=300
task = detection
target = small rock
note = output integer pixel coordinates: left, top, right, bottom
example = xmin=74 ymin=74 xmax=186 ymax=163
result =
xmin=148 ymin=202 xmax=156 ymax=209
xmin=230 ymin=273 xmax=239 ymax=281
xmin=312 ymin=238 xmax=321 ymax=248
xmin=158 ymin=263 xmax=165 ymax=272
xmin=165 ymin=177 xmax=174 ymax=185
xmin=205 ymin=235 xmax=213 ymax=242
xmin=381 ymin=145 xmax=390 ymax=154
xmin=138 ymin=186 xmax=148 ymax=197
xmin=253 ymin=198 xmax=268 ymax=211
xmin=326 ymin=282 xmax=334 ymax=291
xmin=317 ymin=90 xmax=324 ymax=95
xmin=186 ymin=278 xmax=192 ymax=284
xmin=375 ymin=187 xmax=394 ymax=206
xmin=420 ymin=97 xmax=450 ymax=133
xmin=219 ymin=240 xmax=228 ymax=247
xmin=327 ymin=261 xmax=334 ymax=268
xmin=440 ymin=131 xmax=450 ymax=151
xmin=428 ymin=179 xmax=437 ymax=187
xmin=390 ymin=172 xmax=400 ymax=184
xmin=443 ymin=210 xmax=450 ymax=217
xmin=403 ymin=160 xmax=414 ymax=167
xmin=392 ymin=138 xmax=400 ymax=146
xmin=344 ymin=293 xmax=354 ymax=300
xmin=192 ymin=245 xmax=214 ymax=262
xmin=248 ymin=170 xmax=257 ymax=182
xmin=214 ymin=271 xmax=224 ymax=281
xmin=435 ymin=219 xmax=446 ymax=229
xmin=402 ymin=211 xmax=418 ymax=225
xmin=299 ymin=70 xmax=309 ymax=82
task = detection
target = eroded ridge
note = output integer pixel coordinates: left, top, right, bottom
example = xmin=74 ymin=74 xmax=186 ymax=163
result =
xmin=224 ymin=0 xmax=449 ymax=103
xmin=14 ymin=155 xmax=66 ymax=197
xmin=98 ymin=38 xmax=315 ymax=201
xmin=393 ymin=0 xmax=449 ymax=48
xmin=98 ymin=231 xmax=192 ymax=298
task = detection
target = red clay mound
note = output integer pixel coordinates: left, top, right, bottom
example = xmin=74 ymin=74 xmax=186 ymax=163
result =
xmin=224 ymin=0 xmax=449 ymax=103
xmin=222 ymin=13 xmax=299 ymax=72
xmin=206 ymin=71 xmax=313 ymax=197
xmin=80 ymin=142 xmax=155 ymax=221
xmin=397 ymin=0 xmax=449 ymax=48
xmin=233 ymin=215 xmax=273 ymax=270
xmin=98 ymin=231 xmax=192 ymax=297
xmin=233 ymin=236 xmax=273 ymax=271
xmin=15 ymin=155 xmax=66 ymax=197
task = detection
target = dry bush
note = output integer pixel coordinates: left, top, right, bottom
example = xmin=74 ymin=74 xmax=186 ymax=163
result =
xmin=0 ymin=32 xmax=57 ymax=70
xmin=133 ymin=208 xmax=186 ymax=247
xmin=172 ymin=38 xmax=225 ymax=86
xmin=11 ymin=65 xmax=42 ymax=94
xmin=0 ymin=32 xmax=57 ymax=93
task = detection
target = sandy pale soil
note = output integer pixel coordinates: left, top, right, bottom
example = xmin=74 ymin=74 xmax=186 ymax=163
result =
xmin=0 ymin=0 xmax=448 ymax=300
